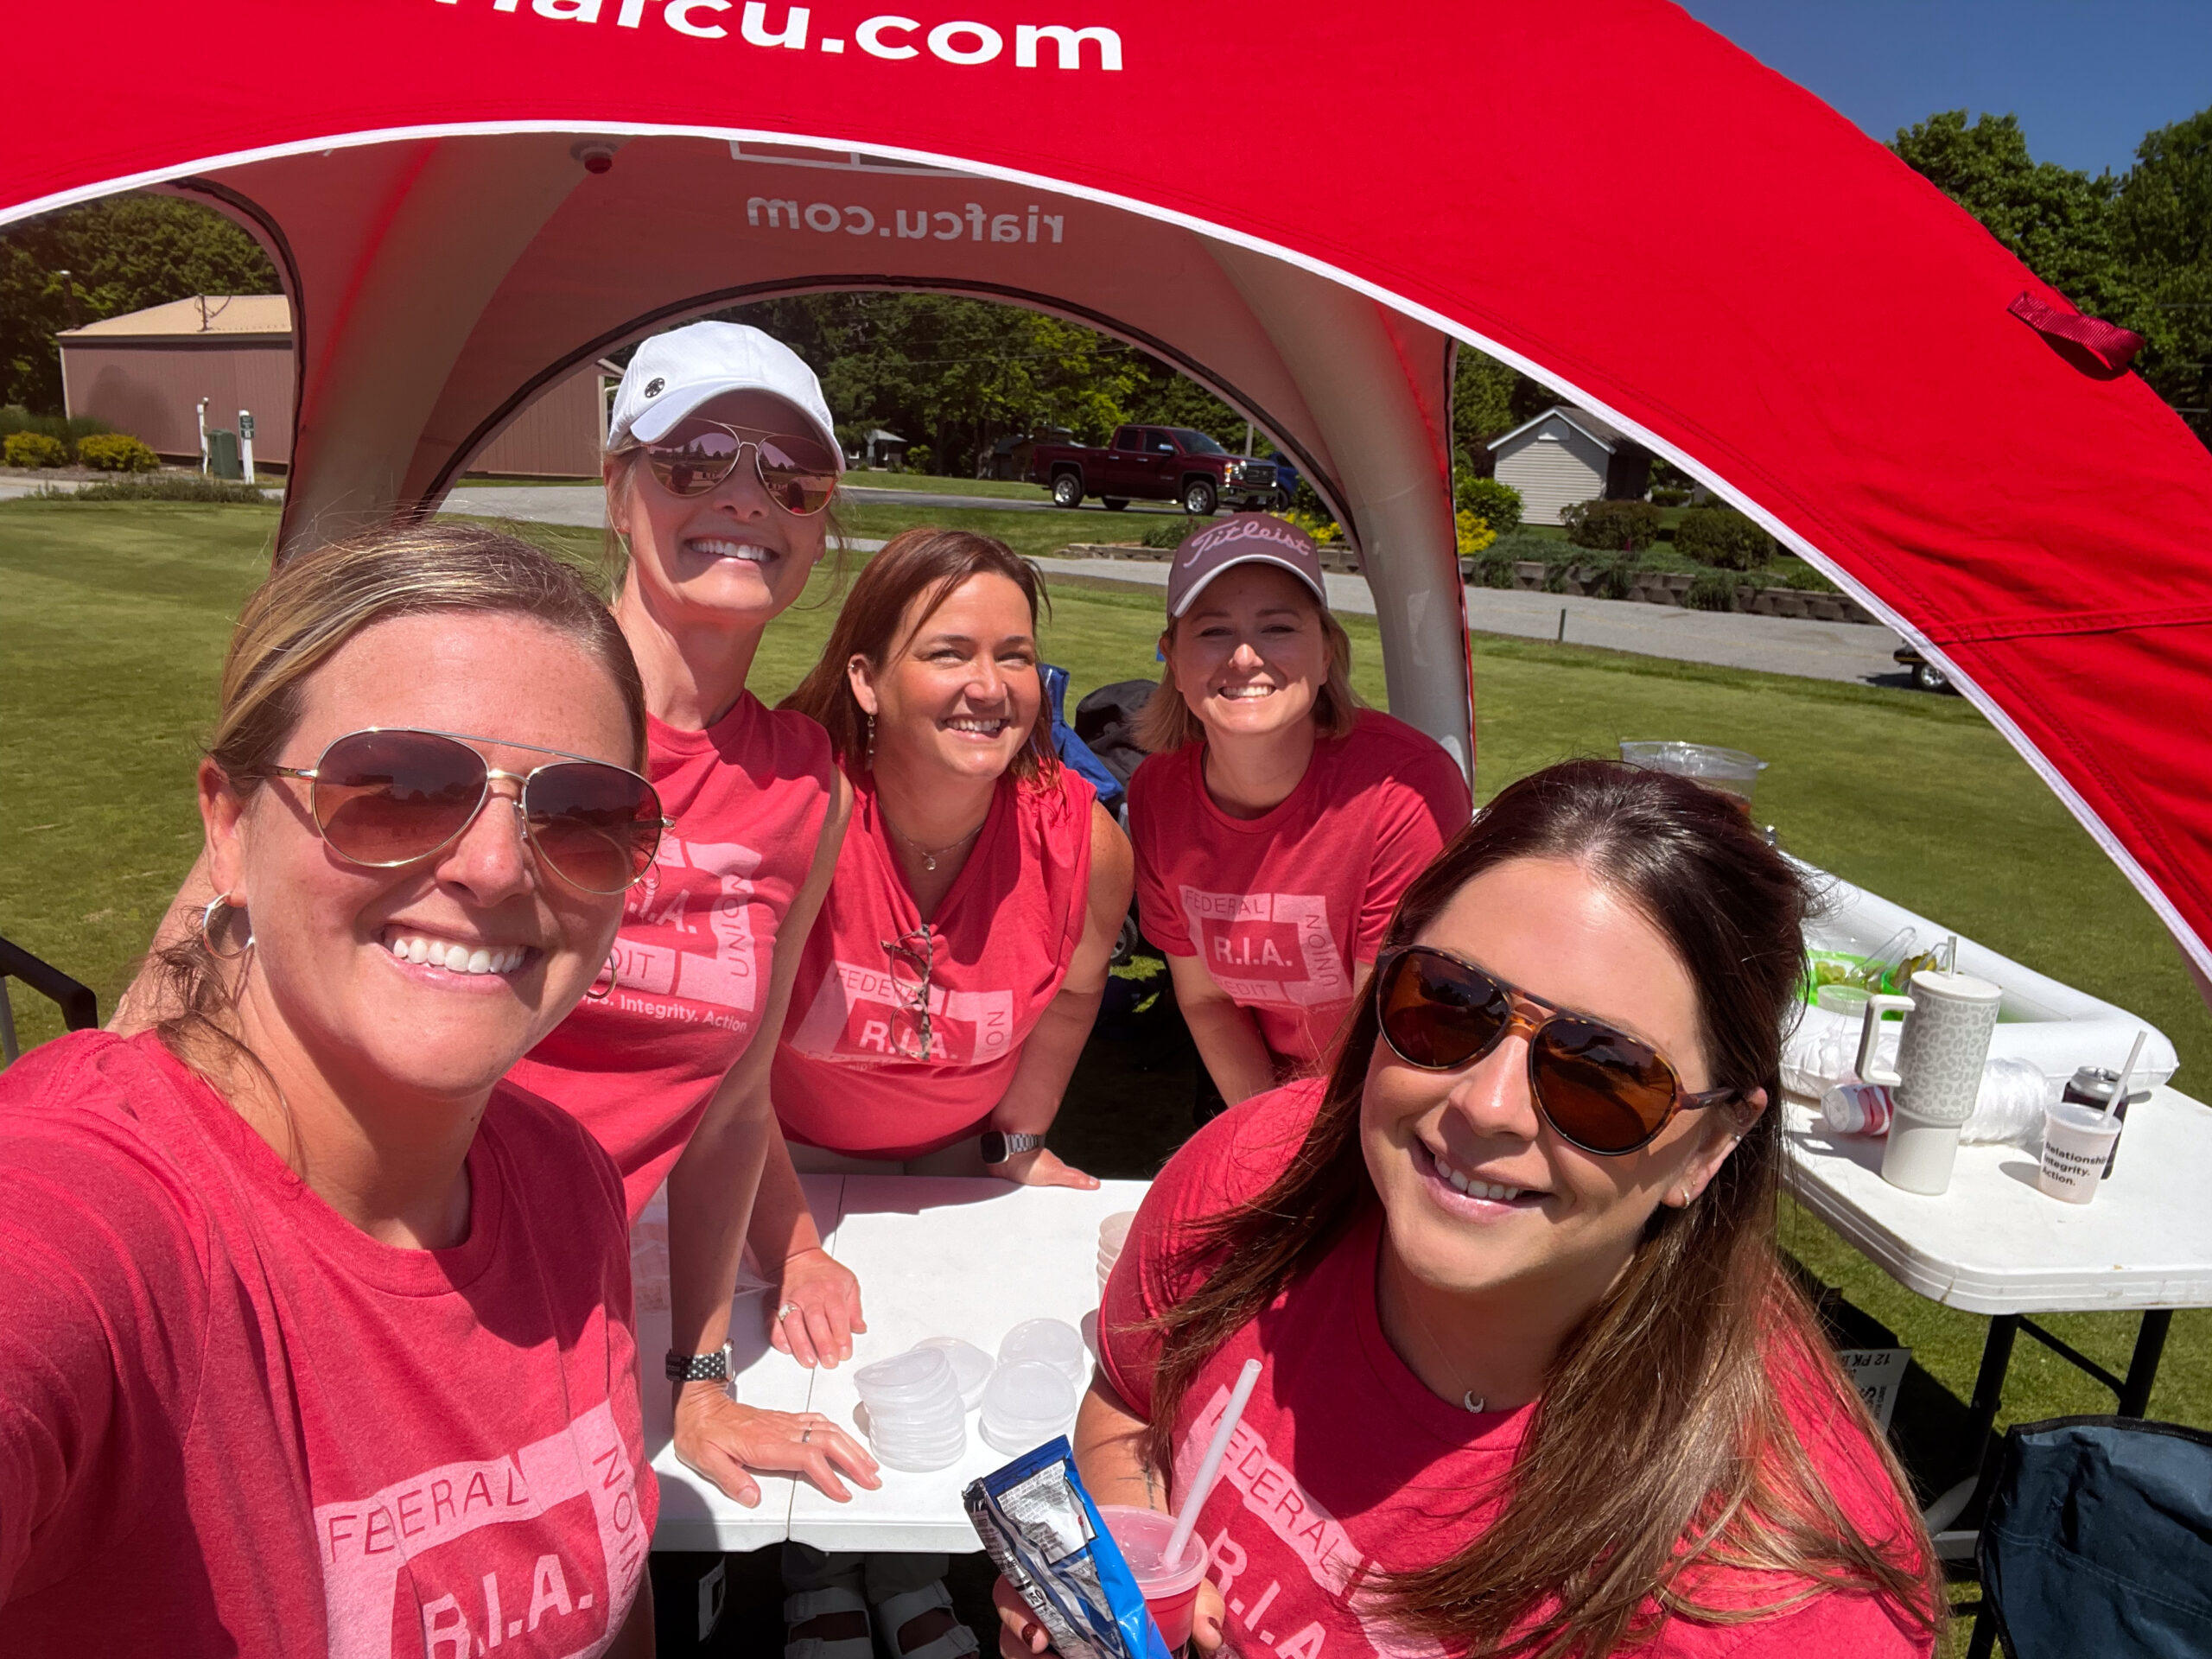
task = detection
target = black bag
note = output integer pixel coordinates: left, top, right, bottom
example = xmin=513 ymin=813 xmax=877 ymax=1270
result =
xmin=1073 ymin=679 xmax=1157 ymax=796
xmin=1975 ymin=1414 xmax=2212 ymax=1659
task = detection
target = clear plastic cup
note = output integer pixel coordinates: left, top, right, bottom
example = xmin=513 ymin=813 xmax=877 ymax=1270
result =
xmin=998 ymin=1318 xmax=1090 ymax=1390
xmin=2037 ymin=1103 xmax=2124 ymax=1205
xmin=1097 ymin=1505 xmax=1209 ymax=1652
xmin=911 ymin=1338 xmax=993 ymax=1410
xmin=855 ymin=1347 xmax=959 ymax=1407
xmin=1617 ymin=741 xmax=1769 ymax=804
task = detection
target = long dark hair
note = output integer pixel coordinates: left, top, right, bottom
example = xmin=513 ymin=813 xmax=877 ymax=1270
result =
xmin=1140 ymin=760 xmax=1938 ymax=1656
xmin=780 ymin=527 xmax=1058 ymax=783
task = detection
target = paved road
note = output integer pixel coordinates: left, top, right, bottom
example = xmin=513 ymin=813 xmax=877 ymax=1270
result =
xmin=1033 ymin=556 xmax=1908 ymax=687
xmin=16 ymin=480 xmax=1897 ymax=687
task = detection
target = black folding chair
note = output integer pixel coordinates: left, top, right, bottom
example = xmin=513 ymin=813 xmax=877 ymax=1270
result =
xmin=0 ymin=934 xmax=100 ymax=1066
xmin=1968 ymin=1414 xmax=2212 ymax=1658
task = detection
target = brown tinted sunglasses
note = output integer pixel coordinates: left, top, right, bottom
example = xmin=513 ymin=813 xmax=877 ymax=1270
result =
xmin=641 ymin=418 xmax=839 ymax=514
xmin=1375 ymin=945 xmax=1739 ymax=1155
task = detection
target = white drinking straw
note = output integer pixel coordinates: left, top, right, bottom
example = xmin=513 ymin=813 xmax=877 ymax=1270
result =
xmin=2106 ymin=1030 xmax=2148 ymax=1115
xmin=1164 ymin=1358 xmax=1262 ymax=1568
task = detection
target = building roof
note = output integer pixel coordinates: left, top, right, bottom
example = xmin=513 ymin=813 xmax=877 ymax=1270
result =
xmin=59 ymin=295 xmax=292 ymax=341
xmin=1485 ymin=404 xmax=1630 ymax=454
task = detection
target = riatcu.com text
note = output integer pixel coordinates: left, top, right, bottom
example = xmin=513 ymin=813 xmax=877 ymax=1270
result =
xmin=433 ymin=2 xmax=1125 ymax=69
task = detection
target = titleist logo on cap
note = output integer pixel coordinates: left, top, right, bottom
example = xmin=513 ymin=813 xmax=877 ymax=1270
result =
xmin=1180 ymin=518 xmax=1313 ymax=565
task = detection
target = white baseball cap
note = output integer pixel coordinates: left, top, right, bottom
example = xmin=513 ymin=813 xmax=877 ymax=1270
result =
xmin=607 ymin=321 xmax=843 ymax=470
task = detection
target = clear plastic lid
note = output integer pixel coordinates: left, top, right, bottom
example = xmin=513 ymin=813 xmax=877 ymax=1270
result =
xmin=911 ymin=1338 xmax=993 ymax=1408
xmin=855 ymin=1346 xmax=958 ymax=1405
xmin=997 ymin=1318 xmax=1089 ymax=1388
xmin=981 ymin=1359 xmax=1078 ymax=1426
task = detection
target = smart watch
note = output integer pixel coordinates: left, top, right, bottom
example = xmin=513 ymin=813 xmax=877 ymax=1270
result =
xmin=665 ymin=1340 xmax=735 ymax=1386
xmin=980 ymin=1129 xmax=1046 ymax=1166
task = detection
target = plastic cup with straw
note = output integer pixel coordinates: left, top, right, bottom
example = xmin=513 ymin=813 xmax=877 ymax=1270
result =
xmin=1099 ymin=1357 xmax=1262 ymax=1652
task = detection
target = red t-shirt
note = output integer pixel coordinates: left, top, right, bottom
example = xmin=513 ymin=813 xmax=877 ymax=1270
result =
xmin=0 ymin=1031 xmax=653 ymax=1658
xmin=512 ymin=693 xmax=836 ymax=1218
xmin=1099 ymin=1082 xmax=1931 ymax=1659
xmin=1128 ymin=710 xmax=1470 ymax=1073
xmin=773 ymin=767 xmax=1096 ymax=1160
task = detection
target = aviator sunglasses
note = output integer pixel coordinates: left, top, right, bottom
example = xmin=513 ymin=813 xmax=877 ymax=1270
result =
xmin=641 ymin=418 xmax=840 ymax=514
xmin=266 ymin=728 xmax=671 ymax=894
xmin=1374 ymin=945 xmax=1740 ymax=1155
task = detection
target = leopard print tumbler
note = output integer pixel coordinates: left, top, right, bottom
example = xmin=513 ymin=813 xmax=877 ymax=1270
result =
xmin=1880 ymin=969 xmax=2004 ymax=1195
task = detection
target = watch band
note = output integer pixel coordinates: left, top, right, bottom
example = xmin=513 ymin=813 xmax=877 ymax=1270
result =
xmin=665 ymin=1340 xmax=735 ymax=1385
xmin=981 ymin=1129 xmax=1046 ymax=1165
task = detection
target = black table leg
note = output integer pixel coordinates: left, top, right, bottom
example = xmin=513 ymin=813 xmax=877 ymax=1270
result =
xmin=2119 ymin=1309 xmax=2173 ymax=1418
xmin=1965 ymin=1314 xmax=2019 ymax=1457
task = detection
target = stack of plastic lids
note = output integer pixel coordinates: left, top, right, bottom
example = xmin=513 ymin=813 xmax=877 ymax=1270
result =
xmin=911 ymin=1336 xmax=993 ymax=1410
xmin=854 ymin=1346 xmax=968 ymax=1473
xmin=998 ymin=1318 xmax=1090 ymax=1391
xmin=1096 ymin=1211 xmax=1138 ymax=1295
xmin=979 ymin=1359 xmax=1079 ymax=1455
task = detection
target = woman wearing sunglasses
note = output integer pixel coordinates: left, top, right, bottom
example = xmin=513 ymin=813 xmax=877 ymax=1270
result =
xmin=505 ymin=321 xmax=882 ymax=1508
xmin=0 ymin=525 xmax=669 ymax=1653
xmin=1002 ymin=761 xmax=1939 ymax=1659
xmin=1126 ymin=514 xmax=1471 ymax=1118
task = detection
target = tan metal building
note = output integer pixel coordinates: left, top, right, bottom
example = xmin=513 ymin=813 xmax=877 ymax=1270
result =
xmin=1486 ymin=406 xmax=1653 ymax=526
xmin=58 ymin=296 xmax=613 ymax=476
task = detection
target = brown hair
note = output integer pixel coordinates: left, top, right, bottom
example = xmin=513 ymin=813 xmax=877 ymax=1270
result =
xmin=1139 ymin=760 xmax=1939 ymax=1656
xmin=1135 ymin=588 xmax=1363 ymax=753
xmin=780 ymin=527 xmax=1059 ymax=783
xmin=155 ymin=522 xmax=646 ymax=1068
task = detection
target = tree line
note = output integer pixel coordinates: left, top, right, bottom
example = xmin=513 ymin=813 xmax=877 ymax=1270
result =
xmin=3 ymin=101 xmax=2202 ymax=458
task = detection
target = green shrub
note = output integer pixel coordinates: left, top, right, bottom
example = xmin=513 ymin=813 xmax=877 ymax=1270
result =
xmin=1467 ymin=547 xmax=1520 ymax=589
xmin=1560 ymin=498 xmax=1660 ymax=551
xmin=62 ymin=474 xmax=270 ymax=503
xmin=1675 ymin=505 xmax=1775 ymax=571
xmin=1649 ymin=485 xmax=1692 ymax=506
xmin=76 ymin=433 xmax=160 ymax=473
xmin=4 ymin=431 xmax=68 ymax=468
xmin=1485 ymin=531 xmax=1567 ymax=567
xmin=1585 ymin=553 xmax=1643 ymax=601
xmin=1453 ymin=475 xmax=1523 ymax=537
xmin=0 ymin=407 xmax=110 ymax=448
xmin=1686 ymin=569 xmax=1740 ymax=611
xmin=1141 ymin=514 xmax=1205 ymax=550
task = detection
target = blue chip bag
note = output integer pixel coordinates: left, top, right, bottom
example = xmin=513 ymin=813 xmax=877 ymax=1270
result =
xmin=963 ymin=1438 xmax=1172 ymax=1659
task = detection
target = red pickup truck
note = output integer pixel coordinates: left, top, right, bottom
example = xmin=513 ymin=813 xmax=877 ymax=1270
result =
xmin=1029 ymin=425 xmax=1286 ymax=516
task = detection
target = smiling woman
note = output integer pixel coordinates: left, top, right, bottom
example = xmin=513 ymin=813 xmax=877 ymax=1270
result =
xmin=1007 ymin=761 xmax=1942 ymax=1659
xmin=1125 ymin=514 xmax=1471 ymax=1115
xmin=0 ymin=524 xmax=661 ymax=1655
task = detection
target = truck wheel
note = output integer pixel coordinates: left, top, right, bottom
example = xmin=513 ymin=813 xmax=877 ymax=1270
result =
xmin=1913 ymin=661 xmax=1950 ymax=693
xmin=1182 ymin=479 xmax=1217 ymax=516
xmin=1102 ymin=498 xmax=1129 ymax=512
xmin=1268 ymin=490 xmax=1291 ymax=512
xmin=1051 ymin=473 xmax=1083 ymax=508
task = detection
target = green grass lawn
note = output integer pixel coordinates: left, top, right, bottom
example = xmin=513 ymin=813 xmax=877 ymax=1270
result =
xmin=3 ymin=499 xmax=2206 ymax=1628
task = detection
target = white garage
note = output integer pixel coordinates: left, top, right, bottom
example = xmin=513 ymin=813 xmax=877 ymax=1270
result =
xmin=1489 ymin=406 xmax=1654 ymax=525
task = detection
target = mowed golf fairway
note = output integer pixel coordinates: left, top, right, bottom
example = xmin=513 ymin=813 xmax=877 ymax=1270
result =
xmin=3 ymin=497 xmax=2207 ymax=1467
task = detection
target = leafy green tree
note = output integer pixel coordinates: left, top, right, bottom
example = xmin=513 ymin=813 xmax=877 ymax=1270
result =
xmin=0 ymin=194 xmax=277 ymax=411
xmin=2111 ymin=105 xmax=2212 ymax=445
xmin=1891 ymin=111 xmax=2133 ymax=322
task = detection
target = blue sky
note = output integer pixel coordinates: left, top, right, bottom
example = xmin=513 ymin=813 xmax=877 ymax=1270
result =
xmin=1675 ymin=1 xmax=2212 ymax=177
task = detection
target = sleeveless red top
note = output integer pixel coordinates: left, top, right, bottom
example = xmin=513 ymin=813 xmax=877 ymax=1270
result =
xmin=772 ymin=766 xmax=1096 ymax=1160
xmin=511 ymin=694 xmax=836 ymax=1219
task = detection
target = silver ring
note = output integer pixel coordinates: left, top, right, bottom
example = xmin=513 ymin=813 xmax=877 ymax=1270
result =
xmin=777 ymin=1301 xmax=803 ymax=1320
xmin=800 ymin=1426 xmax=813 ymax=1443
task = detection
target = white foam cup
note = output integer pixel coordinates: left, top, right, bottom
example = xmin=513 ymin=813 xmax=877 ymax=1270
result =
xmin=2037 ymin=1103 xmax=2124 ymax=1205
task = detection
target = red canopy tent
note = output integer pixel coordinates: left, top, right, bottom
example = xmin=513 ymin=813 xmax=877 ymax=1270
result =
xmin=8 ymin=0 xmax=2212 ymax=982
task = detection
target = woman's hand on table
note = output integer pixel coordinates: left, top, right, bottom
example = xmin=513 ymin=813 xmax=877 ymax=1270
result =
xmin=990 ymin=1147 xmax=1100 ymax=1190
xmin=671 ymin=1386 xmax=880 ymax=1506
xmin=992 ymin=1573 xmax=1225 ymax=1655
xmin=769 ymin=1244 xmax=867 ymax=1368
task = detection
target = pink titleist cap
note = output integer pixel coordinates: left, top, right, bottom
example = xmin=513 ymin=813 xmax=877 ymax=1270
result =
xmin=1166 ymin=513 xmax=1328 ymax=618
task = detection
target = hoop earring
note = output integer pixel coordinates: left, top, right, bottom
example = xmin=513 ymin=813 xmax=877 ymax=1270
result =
xmin=584 ymin=948 xmax=618 ymax=1001
xmin=866 ymin=713 xmax=876 ymax=766
xmin=200 ymin=895 xmax=254 ymax=960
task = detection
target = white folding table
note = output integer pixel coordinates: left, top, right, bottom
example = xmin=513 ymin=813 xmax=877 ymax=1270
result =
xmin=1782 ymin=1082 xmax=2212 ymax=1550
xmin=645 ymin=1175 xmax=1151 ymax=1554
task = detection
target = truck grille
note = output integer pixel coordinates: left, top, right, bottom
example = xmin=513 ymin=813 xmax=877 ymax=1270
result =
xmin=1234 ymin=461 xmax=1277 ymax=486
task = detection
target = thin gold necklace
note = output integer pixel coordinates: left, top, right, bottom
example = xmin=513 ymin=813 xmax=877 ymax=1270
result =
xmin=1395 ymin=1277 xmax=1486 ymax=1413
xmin=881 ymin=808 xmax=985 ymax=873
